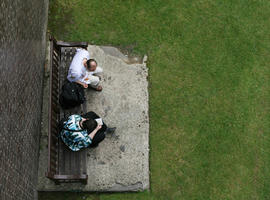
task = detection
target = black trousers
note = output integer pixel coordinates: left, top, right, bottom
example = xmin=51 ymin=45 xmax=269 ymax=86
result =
xmin=81 ymin=111 xmax=107 ymax=148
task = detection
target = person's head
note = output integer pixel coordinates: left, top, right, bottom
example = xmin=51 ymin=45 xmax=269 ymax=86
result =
xmin=86 ymin=59 xmax=97 ymax=71
xmin=81 ymin=118 xmax=97 ymax=132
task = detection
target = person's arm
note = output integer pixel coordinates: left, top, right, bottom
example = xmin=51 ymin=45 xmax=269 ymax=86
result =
xmin=75 ymin=80 xmax=88 ymax=88
xmin=75 ymin=58 xmax=89 ymax=88
xmin=68 ymin=70 xmax=88 ymax=88
xmin=88 ymin=124 xmax=102 ymax=139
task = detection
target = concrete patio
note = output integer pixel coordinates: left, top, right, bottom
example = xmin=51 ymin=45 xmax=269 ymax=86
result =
xmin=37 ymin=44 xmax=149 ymax=192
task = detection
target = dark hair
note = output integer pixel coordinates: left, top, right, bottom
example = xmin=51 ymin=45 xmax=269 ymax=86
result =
xmin=82 ymin=118 xmax=97 ymax=132
xmin=86 ymin=59 xmax=97 ymax=70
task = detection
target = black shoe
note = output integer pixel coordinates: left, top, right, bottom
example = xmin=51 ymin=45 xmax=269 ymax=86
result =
xmin=106 ymin=127 xmax=116 ymax=134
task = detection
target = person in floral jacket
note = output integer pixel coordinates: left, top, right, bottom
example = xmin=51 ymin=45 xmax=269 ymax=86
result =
xmin=60 ymin=111 xmax=116 ymax=151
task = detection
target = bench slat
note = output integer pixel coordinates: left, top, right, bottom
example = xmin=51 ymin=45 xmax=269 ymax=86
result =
xmin=53 ymin=59 xmax=59 ymax=67
xmin=53 ymin=52 xmax=60 ymax=61
xmin=52 ymin=64 xmax=59 ymax=73
xmin=52 ymin=72 xmax=59 ymax=82
xmin=52 ymin=89 xmax=58 ymax=98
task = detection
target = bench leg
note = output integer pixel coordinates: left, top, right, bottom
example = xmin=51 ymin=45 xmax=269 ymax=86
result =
xmin=54 ymin=180 xmax=60 ymax=185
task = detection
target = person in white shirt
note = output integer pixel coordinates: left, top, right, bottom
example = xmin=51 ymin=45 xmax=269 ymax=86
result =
xmin=67 ymin=49 xmax=103 ymax=91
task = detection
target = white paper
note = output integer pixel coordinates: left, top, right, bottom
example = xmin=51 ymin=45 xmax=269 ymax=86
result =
xmin=95 ymin=118 xmax=103 ymax=125
xmin=83 ymin=72 xmax=91 ymax=84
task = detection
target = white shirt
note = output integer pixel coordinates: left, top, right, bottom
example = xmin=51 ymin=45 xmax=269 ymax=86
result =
xmin=67 ymin=49 xmax=90 ymax=83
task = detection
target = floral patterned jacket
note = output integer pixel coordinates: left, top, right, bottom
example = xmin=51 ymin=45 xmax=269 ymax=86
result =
xmin=60 ymin=115 xmax=92 ymax=151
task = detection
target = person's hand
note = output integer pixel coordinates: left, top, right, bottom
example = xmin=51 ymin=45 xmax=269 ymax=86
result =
xmin=82 ymin=83 xmax=88 ymax=88
xmin=96 ymin=124 xmax=102 ymax=130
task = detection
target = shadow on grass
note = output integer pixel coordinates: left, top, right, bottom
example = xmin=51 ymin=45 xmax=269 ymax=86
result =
xmin=48 ymin=0 xmax=75 ymax=39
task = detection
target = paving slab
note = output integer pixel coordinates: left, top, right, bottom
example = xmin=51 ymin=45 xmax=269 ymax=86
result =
xmin=37 ymin=44 xmax=149 ymax=192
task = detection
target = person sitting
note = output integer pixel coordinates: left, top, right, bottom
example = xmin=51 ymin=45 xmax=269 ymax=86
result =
xmin=67 ymin=48 xmax=103 ymax=91
xmin=60 ymin=111 xmax=116 ymax=151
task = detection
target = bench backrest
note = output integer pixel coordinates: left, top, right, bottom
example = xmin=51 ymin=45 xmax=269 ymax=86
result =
xmin=47 ymin=38 xmax=61 ymax=178
xmin=46 ymin=36 xmax=88 ymax=182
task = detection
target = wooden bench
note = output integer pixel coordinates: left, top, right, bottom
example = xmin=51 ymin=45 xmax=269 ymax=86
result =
xmin=45 ymin=36 xmax=88 ymax=184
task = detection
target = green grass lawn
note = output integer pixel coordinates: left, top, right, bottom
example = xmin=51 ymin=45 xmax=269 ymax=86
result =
xmin=40 ymin=0 xmax=270 ymax=199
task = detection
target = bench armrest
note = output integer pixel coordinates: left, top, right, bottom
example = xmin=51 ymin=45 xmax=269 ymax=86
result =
xmin=56 ymin=41 xmax=88 ymax=48
xmin=49 ymin=35 xmax=88 ymax=49
xmin=53 ymin=174 xmax=88 ymax=184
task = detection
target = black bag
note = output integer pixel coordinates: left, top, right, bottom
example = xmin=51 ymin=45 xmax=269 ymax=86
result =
xmin=59 ymin=81 xmax=86 ymax=109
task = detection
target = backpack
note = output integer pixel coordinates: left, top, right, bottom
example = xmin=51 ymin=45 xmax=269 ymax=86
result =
xmin=59 ymin=81 xmax=86 ymax=109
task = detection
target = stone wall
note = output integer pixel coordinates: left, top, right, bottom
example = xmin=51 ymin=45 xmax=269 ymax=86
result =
xmin=0 ymin=0 xmax=48 ymax=199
